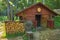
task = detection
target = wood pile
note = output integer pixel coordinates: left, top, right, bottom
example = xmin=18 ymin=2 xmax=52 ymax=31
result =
xmin=5 ymin=21 xmax=25 ymax=34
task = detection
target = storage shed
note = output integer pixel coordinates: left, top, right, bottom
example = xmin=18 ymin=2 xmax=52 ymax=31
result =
xmin=16 ymin=2 xmax=57 ymax=28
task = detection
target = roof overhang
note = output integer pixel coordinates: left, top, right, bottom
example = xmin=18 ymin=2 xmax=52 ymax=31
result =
xmin=16 ymin=2 xmax=58 ymax=16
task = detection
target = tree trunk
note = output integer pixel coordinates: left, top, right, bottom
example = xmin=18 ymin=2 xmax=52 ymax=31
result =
xmin=7 ymin=0 xmax=11 ymax=20
xmin=7 ymin=0 xmax=14 ymax=21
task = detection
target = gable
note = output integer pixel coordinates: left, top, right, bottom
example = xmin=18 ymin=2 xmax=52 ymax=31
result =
xmin=16 ymin=2 xmax=57 ymax=16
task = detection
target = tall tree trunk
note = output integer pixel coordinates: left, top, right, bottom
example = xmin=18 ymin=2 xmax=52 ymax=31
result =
xmin=7 ymin=0 xmax=14 ymax=21
xmin=10 ymin=6 xmax=14 ymax=21
xmin=7 ymin=0 xmax=11 ymax=20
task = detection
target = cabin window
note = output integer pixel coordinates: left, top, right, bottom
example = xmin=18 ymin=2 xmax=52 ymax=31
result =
xmin=35 ymin=15 xmax=41 ymax=20
xmin=52 ymin=15 xmax=55 ymax=18
xmin=49 ymin=15 xmax=55 ymax=20
xmin=19 ymin=16 xmax=23 ymax=20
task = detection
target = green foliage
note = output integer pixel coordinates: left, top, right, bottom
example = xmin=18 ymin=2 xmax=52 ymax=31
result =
xmin=14 ymin=16 xmax=19 ymax=21
xmin=0 ymin=0 xmax=60 ymax=21
xmin=23 ymin=34 xmax=28 ymax=40
xmin=0 ymin=16 xmax=8 ymax=21
xmin=0 ymin=1 xmax=7 ymax=12
xmin=54 ymin=16 xmax=60 ymax=28
xmin=45 ymin=0 xmax=57 ymax=9
xmin=0 ymin=16 xmax=19 ymax=21
xmin=36 ymin=0 xmax=42 ymax=3
xmin=6 ymin=32 xmax=25 ymax=38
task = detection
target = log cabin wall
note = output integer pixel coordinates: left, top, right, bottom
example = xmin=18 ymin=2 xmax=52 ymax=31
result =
xmin=16 ymin=3 xmax=57 ymax=27
xmin=21 ymin=5 xmax=51 ymax=27
xmin=24 ymin=6 xmax=37 ymax=21
xmin=17 ymin=3 xmax=57 ymax=27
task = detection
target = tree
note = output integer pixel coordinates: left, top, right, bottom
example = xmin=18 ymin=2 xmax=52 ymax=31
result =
xmin=56 ymin=0 xmax=60 ymax=9
xmin=0 ymin=0 xmax=60 ymax=21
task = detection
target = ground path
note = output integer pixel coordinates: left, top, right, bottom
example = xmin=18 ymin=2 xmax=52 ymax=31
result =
xmin=0 ymin=29 xmax=60 ymax=40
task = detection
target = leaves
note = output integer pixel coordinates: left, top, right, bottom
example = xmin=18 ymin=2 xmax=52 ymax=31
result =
xmin=0 ymin=0 xmax=60 ymax=21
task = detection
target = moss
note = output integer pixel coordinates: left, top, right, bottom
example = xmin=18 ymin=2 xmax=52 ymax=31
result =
xmin=6 ymin=32 xmax=25 ymax=38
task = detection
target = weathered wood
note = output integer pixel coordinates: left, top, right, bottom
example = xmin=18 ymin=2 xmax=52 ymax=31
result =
xmin=16 ymin=2 xmax=57 ymax=28
xmin=5 ymin=21 xmax=25 ymax=34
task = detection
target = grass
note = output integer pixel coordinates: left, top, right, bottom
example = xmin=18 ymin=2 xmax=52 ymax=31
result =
xmin=6 ymin=32 xmax=25 ymax=38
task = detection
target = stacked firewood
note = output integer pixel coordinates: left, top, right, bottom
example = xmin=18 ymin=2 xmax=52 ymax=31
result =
xmin=5 ymin=21 xmax=25 ymax=34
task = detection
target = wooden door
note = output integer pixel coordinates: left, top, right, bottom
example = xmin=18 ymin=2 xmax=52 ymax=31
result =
xmin=41 ymin=15 xmax=49 ymax=27
xmin=35 ymin=14 xmax=41 ymax=27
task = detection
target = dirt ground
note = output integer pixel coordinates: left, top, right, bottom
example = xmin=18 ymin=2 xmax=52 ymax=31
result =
xmin=39 ymin=29 xmax=60 ymax=40
xmin=0 ymin=28 xmax=60 ymax=40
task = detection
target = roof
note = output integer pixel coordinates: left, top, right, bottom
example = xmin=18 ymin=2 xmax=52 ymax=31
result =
xmin=54 ymin=9 xmax=60 ymax=15
xmin=16 ymin=2 xmax=58 ymax=16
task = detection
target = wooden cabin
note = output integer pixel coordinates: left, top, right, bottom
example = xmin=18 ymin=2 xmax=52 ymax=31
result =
xmin=16 ymin=2 xmax=57 ymax=28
